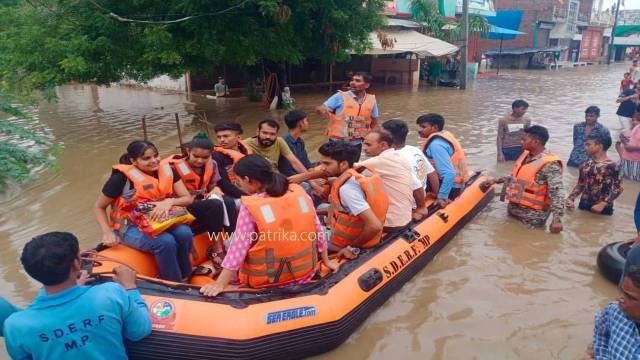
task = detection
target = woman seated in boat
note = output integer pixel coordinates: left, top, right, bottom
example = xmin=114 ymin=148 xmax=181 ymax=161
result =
xmin=200 ymin=155 xmax=336 ymax=297
xmin=94 ymin=140 xmax=194 ymax=282
xmin=161 ymin=133 xmax=239 ymax=259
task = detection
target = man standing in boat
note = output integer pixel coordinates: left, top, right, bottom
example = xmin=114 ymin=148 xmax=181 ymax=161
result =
xmin=316 ymin=72 xmax=379 ymax=161
xmin=482 ymin=125 xmax=565 ymax=233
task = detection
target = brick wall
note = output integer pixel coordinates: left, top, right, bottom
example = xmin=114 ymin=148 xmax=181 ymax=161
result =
xmin=475 ymin=0 xmax=594 ymax=59
xmin=476 ymin=0 xmax=556 ymax=58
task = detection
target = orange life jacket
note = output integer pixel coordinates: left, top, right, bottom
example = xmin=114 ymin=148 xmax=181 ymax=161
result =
xmin=238 ymin=184 xmax=319 ymax=288
xmin=421 ymin=130 xmax=470 ymax=185
xmin=505 ymin=151 xmax=563 ymax=211
xmin=329 ymin=166 xmax=388 ymax=249
xmin=326 ymin=91 xmax=376 ymax=141
xmin=108 ymin=163 xmax=174 ymax=232
xmin=161 ymin=154 xmax=216 ymax=198
xmin=214 ymin=140 xmax=252 ymax=186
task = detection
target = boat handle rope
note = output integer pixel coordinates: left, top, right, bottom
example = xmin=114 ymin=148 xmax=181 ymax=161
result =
xmin=80 ymin=250 xmax=140 ymax=275
xmin=80 ymin=250 xmax=231 ymax=293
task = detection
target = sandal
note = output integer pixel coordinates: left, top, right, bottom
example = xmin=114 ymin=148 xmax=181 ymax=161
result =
xmin=206 ymin=246 xmax=226 ymax=271
xmin=192 ymin=265 xmax=213 ymax=277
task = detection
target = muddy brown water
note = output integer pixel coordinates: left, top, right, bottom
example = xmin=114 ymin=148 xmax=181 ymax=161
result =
xmin=2 ymin=65 xmax=638 ymax=359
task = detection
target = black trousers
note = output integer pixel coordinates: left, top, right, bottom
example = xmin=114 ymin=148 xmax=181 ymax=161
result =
xmin=425 ymin=184 xmax=462 ymax=201
xmin=187 ymin=196 xmax=238 ymax=234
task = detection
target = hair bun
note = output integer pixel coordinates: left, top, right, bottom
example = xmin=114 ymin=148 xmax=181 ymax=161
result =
xmin=193 ymin=132 xmax=209 ymax=140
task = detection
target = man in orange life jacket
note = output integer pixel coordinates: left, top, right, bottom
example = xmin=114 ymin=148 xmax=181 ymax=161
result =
xmin=316 ymin=72 xmax=379 ymax=161
xmin=416 ymin=113 xmax=469 ymax=208
xmin=317 ymin=140 xmax=387 ymax=259
xmin=482 ymin=125 xmax=565 ymax=233
xmin=212 ymin=122 xmax=251 ymax=199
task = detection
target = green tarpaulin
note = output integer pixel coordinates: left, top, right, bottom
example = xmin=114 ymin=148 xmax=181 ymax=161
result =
xmin=614 ymin=25 xmax=640 ymax=37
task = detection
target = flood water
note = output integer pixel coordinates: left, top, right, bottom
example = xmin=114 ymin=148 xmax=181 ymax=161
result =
xmin=1 ymin=64 xmax=638 ymax=359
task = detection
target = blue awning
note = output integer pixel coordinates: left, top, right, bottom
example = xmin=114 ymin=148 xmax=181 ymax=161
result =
xmin=488 ymin=25 xmax=527 ymax=36
xmin=484 ymin=9 xmax=525 ymax=40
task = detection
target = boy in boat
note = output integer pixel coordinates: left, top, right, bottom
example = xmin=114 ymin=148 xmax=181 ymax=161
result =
xmin=589 ymin=265 xmax=640 ymax=359
xmin=3 ymin=232 xmax=151 ymax=360
xmin=416 ymin=113 xmax=470 ymax=208
xmin=566 ymin=133 xmax=622 ymax=216
xmin=482 ymin=125 xmax=565 ymax=233
xmin=318 ymin=140 xmax=388 ymax=256
xmin=278 ymin=110 xmax=313 ymax=176
xmin=212 ymin=122 xmax=251 ymax=200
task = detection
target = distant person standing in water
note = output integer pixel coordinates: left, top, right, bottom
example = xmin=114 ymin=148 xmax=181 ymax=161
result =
xmin=568 ymin=106 xmax=610 ymax=168
xmin=214 ymin=77 xmax=229 ymax=97
xmin=621 ymin=72 xmax=634 ymax=94
xmin=497 ymin=99 xmax=531 ymax=162
xmin=630 ymin=59 xmax=639 ymax=83
xmin=617 ymin=111 xmax=640 ymax=182
xmin=566 ymin=133 xmax=622 ymax=216
xmin=616 ymin=82 xmax=640 ymax=129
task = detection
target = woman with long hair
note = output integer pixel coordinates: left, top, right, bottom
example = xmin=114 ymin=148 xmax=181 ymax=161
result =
xmin=94 ymin=140 xmax=194 ymax=282
xmin=200 ymin=155 xmax=335 ymax=297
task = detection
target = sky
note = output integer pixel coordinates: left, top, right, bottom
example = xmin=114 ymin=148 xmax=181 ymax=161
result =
xmin=601 ymin=0 xmax=640 ymax=10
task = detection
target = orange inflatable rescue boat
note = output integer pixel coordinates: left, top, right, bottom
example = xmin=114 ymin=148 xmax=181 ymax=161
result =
xmin=84 ymin=173 xmax=494 ymax=359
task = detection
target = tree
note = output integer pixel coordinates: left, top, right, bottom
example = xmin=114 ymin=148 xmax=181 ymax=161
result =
xmin=0 ymin=0 xmax=385 ymax=191
xmin=0 ymin=93 xmax=58 ymax=192
xmin=0 ymin=0 xmax=385 ymax=95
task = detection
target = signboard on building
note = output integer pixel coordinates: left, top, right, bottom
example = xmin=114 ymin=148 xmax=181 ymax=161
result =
xmin=619 ymin=10 xmax=640 ymax=25
xmin=384 ymin=0 xmax=412 ymax=17
xmin=453 ymin=0 xmax=496 ymax=17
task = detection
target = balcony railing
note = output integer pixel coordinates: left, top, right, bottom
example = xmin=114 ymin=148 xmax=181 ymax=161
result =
xmin=552 ymin=6 xmax=568 ymax=20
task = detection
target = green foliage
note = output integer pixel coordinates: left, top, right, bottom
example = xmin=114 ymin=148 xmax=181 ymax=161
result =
xmin=0 ymin=0 xmax=385 ymax=94
xmin=410 ymin=0 xmax=488 ymax=42
xmin=0 ymin=93 xmax=56 ymax=191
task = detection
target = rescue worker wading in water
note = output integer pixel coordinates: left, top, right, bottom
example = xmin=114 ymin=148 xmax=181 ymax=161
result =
xmin=482 ymin=125 xmax=565 ymax=233
xmin=200 ymin=155 xmax=336 ymax=297
xmin=316 ymin=72 xmax=379 ymax=161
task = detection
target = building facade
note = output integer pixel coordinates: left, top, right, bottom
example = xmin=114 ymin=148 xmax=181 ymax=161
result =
xmin=475 ymin=0 xmax=601 ymax=68
xmin=619 ymin=10 xmax=640 ymax=25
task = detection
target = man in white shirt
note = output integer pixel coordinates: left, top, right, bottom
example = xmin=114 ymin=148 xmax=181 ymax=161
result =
xmin=382 ymin=119 xmax=440 ymax=202
xmin=359 ymin=129 xmax=426 ymax=230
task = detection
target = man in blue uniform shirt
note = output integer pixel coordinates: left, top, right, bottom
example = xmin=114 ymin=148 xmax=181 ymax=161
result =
xmin=3 ymin=232 xmax=152 ymax=360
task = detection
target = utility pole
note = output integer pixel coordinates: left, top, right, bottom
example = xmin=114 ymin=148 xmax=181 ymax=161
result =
xmin=607 ymin=0 xmax=622 ymax=65
xmin=460 ymin=0 xmax=469 ymax=90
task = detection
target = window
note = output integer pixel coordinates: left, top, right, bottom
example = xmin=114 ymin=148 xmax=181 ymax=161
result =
xmin=568 ymin=0 xmax=579 ymax=32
